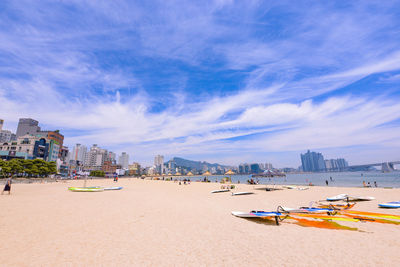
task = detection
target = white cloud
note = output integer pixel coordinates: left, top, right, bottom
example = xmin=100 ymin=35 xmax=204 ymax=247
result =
xmin=1 ymin=1 xmax=400 ymax=166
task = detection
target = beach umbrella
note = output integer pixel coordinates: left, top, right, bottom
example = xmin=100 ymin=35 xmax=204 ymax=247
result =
xmin=187 ymin=171 xmax=193 ymax=176
xmin=175 ymin=172 xmax=182 ymax=176
xmin=225 ymin=170 xmax=235 ymax=175
xmin=203 ymin=171 xmax=211 ymax=182
xmin=224 ymin=169 xmax=235 ymax=183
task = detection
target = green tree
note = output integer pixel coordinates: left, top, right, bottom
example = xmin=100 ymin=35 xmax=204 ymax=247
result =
xmin=47 ymin=161 xmax=57 ymax=174
xmin=8 ymin=159 xmax=23 ymax=176
xmin=90 ymin=170 xmax=105 ymax=177
xmin=0 ymin=160 xmax=10 ymax=177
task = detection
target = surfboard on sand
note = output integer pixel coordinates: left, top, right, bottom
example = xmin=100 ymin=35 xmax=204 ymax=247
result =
xmin=103 ymin=187 xmax=123 ymax=190
xmin=283 ymin=185 xmax=297 ymax=189
xmin=327 ymin=194 xmax=375 ymax=202
xmin=68 ymin=187 xmax=103 ymax=192
xmin=254 ymin=186 xmax=283 ymax=191
xmin=211 ymin=189 xmax=230 ymax=193
xmin=378 ymin=201 xmax=400 ymax=208
xmin=232 ymin=211 xmax=283 ymax=225
xmin=326 ymin=194 xmax=347 ymax=201
xmin=232 ymin=192 xmax=254 ymax=196
xmin=232 ymin=211 xmax=281 ymax=218
xmin=348 ymin=196 xmax=375 ymax=201
xmin=280 ymin=206 xmax=335 ymax=214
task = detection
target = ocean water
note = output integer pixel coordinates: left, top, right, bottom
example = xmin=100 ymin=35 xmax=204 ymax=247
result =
xmin=191 ymin=171 xmax=400 ymax=188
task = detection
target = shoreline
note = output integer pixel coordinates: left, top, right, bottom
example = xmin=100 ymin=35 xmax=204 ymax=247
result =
xmin=2 ymin=175 xmax=399 ymax=189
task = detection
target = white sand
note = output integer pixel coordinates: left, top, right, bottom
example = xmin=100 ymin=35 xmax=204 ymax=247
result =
xmin=1 ymin=178 xmax=399 ymax=266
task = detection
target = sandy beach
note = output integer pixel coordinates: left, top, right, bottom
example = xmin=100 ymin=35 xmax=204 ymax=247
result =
xmin=1 ymin=178 xmax=399 ymax=266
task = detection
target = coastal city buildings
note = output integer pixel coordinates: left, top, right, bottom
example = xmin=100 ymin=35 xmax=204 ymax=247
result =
xmin=118 ymin=152 xmax=129 ymax=169
xmin=0 ymin=134 xmax=50 ymax=160
xmin=238 ymin=162 xmax=274 ymax=174
xmin=16 ymin=118 xmax=41 ymax=137
xmin=324 ymin=158 xmax=349 ymax=171
xmin=107 ymin=152 xmax=117 ymax=165
xmin=0 ymin=119 xmax=16 ymax=143
xmin=154 ymin=155 xmax=164 ymax=174
xmin=265 ymin=163 xmax=273 ymax=170
xmin=301 ymin=150 xmax=349 ymax=172
xmin=84 ymin=144 xmax=108 ymax=171
xmin=1 ymin=118 xmax=65 ymax=164
xmin=102 ymin=160 xmax=121 ymax=175
xmin=301 ymin=150 xmax=326 ymax=172
xmin=128 ymin=162 xmax=141 ymax=176
xmin=71 ymin=143 xmax=87 ymax=164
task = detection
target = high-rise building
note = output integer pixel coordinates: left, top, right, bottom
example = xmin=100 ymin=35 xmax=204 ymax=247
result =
xmin=0 ymin=119 xmax=17 ymax=143
xmin=60 ymin=146 xmax=69 ymax=162
xmin=37 ymin=130 xmax=64 ymax=159
xmin=336 ymin=158 xmax=348 ymax=170
xmin=0 ymin=130 xmax=16 ymax=143
xmin=16 ymin=118 xmax=41 ymax=137
xmin=324 ymin=160 xmax=332 ymax=170
xmin=154 ymin=155 xmax=164 ymax=174
xmin=265 ymin=163 xmax=273 ymax=170
xmin=250 ymin=163 xmax=261 ymax=174
xmin=47 ymin=140 xmax=60 ymax=162
xmin=325 ymin=158 xmax=348 ymax=171
xmin=118 ymin=152 xmax=129 ymax=169
xmin=167 ymin=160 xmax=176 ymax=174
xmin=84 ymin=144 xmax=108 ymax=170
xmin=301 ymin=150 xmax=326 ymax=172
xmin=71 ymin=144 xmax=87 ymax=164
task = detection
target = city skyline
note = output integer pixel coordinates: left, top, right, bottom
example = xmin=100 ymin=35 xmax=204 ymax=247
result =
xmin=1 ymin=1 xmax=400 ymax=166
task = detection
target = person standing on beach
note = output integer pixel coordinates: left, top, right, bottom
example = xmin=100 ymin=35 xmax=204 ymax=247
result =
xmin=2 ymin=177 xmax=12 ymax=195
xmin=325 ymin=180 xmax=328 ymax=186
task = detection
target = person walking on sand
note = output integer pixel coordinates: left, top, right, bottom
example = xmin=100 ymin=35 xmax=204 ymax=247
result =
xmin=2 ymin=177 xmax=12 ymax=195
xmin=325 ymin=180 xmax=328 ymax=186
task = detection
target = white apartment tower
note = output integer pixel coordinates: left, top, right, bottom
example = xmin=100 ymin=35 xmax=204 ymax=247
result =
xmin=84 ymin=144 xmax=108 ymax=169
xmin=118 ymin=152 xmax=130 ymax=169
xmin=154 ymin=155 xmax=164 ymax=174
xmin=0 ymin=119 xmax=17 ymax=143
xmin=71 ymin=144 xmax=87 ymax=164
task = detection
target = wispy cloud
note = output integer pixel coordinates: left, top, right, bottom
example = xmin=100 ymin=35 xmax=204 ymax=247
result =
xmin=0 ymin=0 xmax=400 ymax=166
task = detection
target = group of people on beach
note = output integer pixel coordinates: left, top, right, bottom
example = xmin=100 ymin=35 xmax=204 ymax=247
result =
xmin=178 ymin=178 xmax=191 ymax=185
xmin=247 ymin=178 xmax=259 ymax=185
xmin=363 ymin=181 xmax=378 ymax=187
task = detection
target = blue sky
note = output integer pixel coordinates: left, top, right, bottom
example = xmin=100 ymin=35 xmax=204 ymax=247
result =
xmin=1 ymin=0 xmax=400 ymax=167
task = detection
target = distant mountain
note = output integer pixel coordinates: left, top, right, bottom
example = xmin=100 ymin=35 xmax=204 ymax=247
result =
xmin=167 ymin=157 xmax=228 ymax=170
